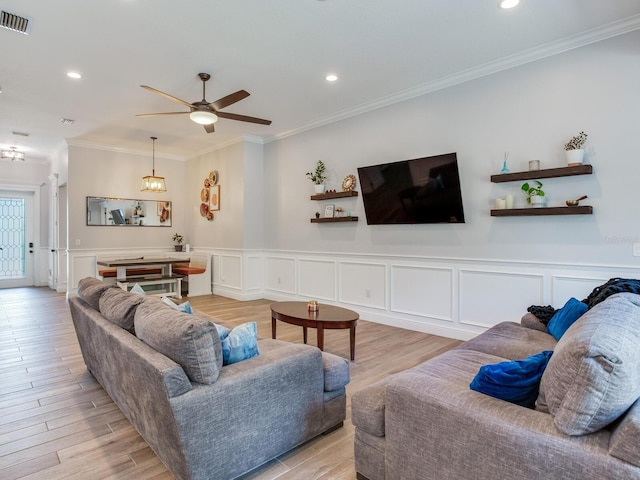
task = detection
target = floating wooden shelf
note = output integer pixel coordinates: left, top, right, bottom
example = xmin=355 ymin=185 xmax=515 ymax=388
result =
xmin=310 ymin=216 xmax=359 ymax=223
xmin=310 ymin=190 xmax=359 ymax=200
xmin=491 ymin=206 xmax=593 ymax=217
xmin=490 ymin=165 xmax=592 ymax=183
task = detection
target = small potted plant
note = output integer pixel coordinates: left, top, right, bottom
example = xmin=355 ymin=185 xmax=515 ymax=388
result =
xmin=172 ymin=233 xmax=184 ymax=251
xmin=564 ymin=131 xmax=588 ymax=166
xmin=521 ymin=180 xmax=545 ymax=207
xmin=306 ymin=160 xmax=327 ymax=194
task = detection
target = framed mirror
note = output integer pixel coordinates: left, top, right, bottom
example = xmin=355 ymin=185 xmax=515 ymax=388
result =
xmin=86 ymin=197 xmax=172 ymax=227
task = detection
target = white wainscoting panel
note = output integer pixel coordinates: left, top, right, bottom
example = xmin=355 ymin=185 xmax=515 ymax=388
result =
xmin=298 ymin=258 xmax=337 ymax=301
xmin=391 ymin=265 xmax=453 ymax=321
xmin=339 ymin=261 xmax=386 ymax=310
xmin=264 ymin=256 xmax=297 ymax=294
xmin=552 ymin=275 xmax=609 ymax=305
xmin=246 ymin=255 xmax=263 ymax=292
xmin=219 ymin=255 xmax=242 ymax=289
xmin=70 ymin=253 xmax=98 ymax=289
xmin=459 ymin=269 xmax=544 ymax=328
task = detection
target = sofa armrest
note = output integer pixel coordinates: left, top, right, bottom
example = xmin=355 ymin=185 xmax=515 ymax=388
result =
xmin=384 ymin=372 xmax=636 ymax=480
xmin=521 ymin=312 xmax=547 ymax=332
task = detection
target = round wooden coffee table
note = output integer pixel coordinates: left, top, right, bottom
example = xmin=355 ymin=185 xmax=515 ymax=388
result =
xmin=270 ymin=301 xmax=359 ymax=361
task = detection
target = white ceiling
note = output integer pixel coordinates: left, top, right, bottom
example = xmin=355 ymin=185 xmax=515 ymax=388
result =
xmin=1 ymin=0 xmax=640 ymax=163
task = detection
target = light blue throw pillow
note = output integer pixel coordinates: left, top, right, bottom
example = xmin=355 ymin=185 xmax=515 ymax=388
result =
xmin=160 ymin=296 xmax=194 ymax=314
xmin=130 ymin=283 xmax=146 ymax=295
xmin=220 ymin=322 xmax=259 ymax=365
xmin=547 ymin=297 xmax=588 ymax=341
xmin=470 ymin=350 xmax=554 ymax=408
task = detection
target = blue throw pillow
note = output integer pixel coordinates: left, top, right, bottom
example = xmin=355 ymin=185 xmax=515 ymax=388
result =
xmin=220 ymin=322 xmax=259 ymax=365
xmin=161 ymin=296 xmax=194 ymax=314
xmin=547 ymin=297 xmax=588 ymax=341
xmin=470 ymin=350 xmax=553 ymax=408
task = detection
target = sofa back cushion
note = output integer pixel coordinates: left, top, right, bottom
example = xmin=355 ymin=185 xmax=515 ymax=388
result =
xmin=537 ymin=292 xmax=640 ymax=435
xmin=134 ymin=298 xmax=223 ymax=384
xmin=77 ymin=277 xmax=117 ymax=311
xmin=98 ymin=287 xmax=144 ymax=333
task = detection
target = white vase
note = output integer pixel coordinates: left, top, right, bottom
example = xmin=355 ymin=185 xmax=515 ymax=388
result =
xmin=314 ymin=184 xmax=326 ymax=194
xmin=565 ymin=149 xmax=585 ymax=166
xmin=530 ymin=195 xmax=545 ymax=207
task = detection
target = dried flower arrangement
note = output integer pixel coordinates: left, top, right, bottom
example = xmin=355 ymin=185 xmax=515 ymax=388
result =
xmin=564 ymin=131 xmax=588 ymax=151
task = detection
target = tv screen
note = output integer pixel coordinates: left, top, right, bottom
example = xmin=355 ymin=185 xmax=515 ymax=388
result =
xmin=111 ymin=209 xmax=126 ymax=225
xmin=357 ymin=152 xmax=465 ymax=225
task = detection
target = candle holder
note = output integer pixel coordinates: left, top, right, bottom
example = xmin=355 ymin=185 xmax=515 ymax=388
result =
xmin=307 ymin=300 xmax=319 ymax=312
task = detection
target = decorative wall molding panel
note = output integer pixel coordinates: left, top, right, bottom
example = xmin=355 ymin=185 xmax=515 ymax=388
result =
xmin=67 ymin=247 xmax=640 ymax=340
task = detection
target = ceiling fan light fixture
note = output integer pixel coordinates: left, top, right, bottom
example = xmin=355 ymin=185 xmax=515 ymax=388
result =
xmin=190 ymin=110 xmax=218 ymax=125
xmin=499 ymin=0 xmax=520 ymax=9
xmin=140 ymin=136 xmax=166 ymax=193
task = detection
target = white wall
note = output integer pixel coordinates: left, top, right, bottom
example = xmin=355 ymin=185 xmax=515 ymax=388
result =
xmin=264 ymin=31 xmax=640 ymax=266
xmin=67 ymin=145 xmax=186 ymax=253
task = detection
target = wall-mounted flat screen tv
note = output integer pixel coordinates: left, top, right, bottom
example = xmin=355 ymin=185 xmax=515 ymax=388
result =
xmin=357 ymin=152 xmax=465 ymax=225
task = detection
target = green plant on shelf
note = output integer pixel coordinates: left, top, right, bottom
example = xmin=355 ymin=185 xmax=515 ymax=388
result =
xmin=521 ymin=181 xmax=545 ymax=204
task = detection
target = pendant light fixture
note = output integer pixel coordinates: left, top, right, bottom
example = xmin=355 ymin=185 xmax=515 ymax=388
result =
xmin=140 ymin=136 xmax=167 ymax=192
xmin=1 ymin=146 xmax=25 ymax=161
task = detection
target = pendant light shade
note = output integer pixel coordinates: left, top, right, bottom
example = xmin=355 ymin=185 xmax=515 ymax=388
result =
xmin=140 ymin=136 xmax=166 ymax=192
xmin=1 ymin=146 xmax=25 ymax=161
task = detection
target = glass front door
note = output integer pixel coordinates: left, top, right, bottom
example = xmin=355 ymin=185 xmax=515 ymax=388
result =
xmin=0 ymin=192 xmax=34 ymax=288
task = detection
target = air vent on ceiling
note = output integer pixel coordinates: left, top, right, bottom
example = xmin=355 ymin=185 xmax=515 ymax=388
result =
xmin=0 ymin=10 xmax=31 ymax=34
xmin=59 ymin=118 xmax=74 ymax=125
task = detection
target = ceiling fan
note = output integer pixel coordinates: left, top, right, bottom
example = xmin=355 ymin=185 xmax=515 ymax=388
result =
xmin=137 ymin=73 xmax=272 ymax=133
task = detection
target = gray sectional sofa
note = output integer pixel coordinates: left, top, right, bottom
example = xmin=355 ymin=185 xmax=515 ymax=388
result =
xmin=352 ymin=292 xmax=640 ymax=480
xmin=69 ymin=277 xmax=350 ymax=480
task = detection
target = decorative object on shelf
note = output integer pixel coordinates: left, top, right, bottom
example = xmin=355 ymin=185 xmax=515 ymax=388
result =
xmin=566 ymin=195 xmax=588 ymax=207
xmin=500 ymin=152 xmax=510 ymax=174
xmin=505 ymin=195 xmax=514 ymax=209
xmin=306 ymin=160 xmax=327 ymax=194
xmin=529 ymin=160 xmax=540 ymax=171
xmin=521 ymin=180 xmax=545 ymax=206
xmin=307 ymin=300 xmax=319 ymax=312
xmin=564 ymin=131 xmax=588 ymax=166
xmin=494 ymin=198 xmax=506 ymax=209
xmin=209 ymin=170 xmax=219 ymax=185
xmin=172 ymin=233 xmax=184 ymax=251
xmin=335 ymin=207 xmax=344 ymax=217
xmin=342 ymin=174 xmax=356 ymax=192
xmin=140 ymin=137 xmax=167 ymax=193
xmin=324 ymin=204 xmax=335 ymax=218
xmin=315 ymin=211 xmax=320 ymax=218
xmin=209 ymin=184 xmax=220 ymax=211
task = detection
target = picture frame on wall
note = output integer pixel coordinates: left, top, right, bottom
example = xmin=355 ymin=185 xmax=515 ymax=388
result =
xmin=209 ymin=184 xmax=220 ymax=211
xmin=324 ymin=204 xmax=335 ymax=218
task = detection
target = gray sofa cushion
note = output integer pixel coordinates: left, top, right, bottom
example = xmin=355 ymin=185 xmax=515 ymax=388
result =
xmin=537 ymin=293 xmax=640 ymax=435
xmin=77 ymin=276 xmax=116 ymax=311
xmin=609 ymin=398 xmax=640 ymax=467
xmin=134 ymin=298 xmax=223 ymax=384
xmin=98 ymin=287 xmax=144 ymax=332
xmin=322 ymin=352 xmax=350 ymax=391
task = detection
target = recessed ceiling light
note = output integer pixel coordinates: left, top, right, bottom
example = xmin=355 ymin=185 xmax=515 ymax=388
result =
xmin=66 ymin=71 xmax=82 ymax=79
xmin=499 ymin=0 xmax=520 ymax=9
xmin=325 ymin=74 xmax=338 ymax=82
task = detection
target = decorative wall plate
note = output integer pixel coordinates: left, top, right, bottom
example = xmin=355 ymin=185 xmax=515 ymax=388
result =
xmin=200 ymin=188 xmax=209 ymax=202
xmin=209 ymin=170 xmax=219 ymax=185
xmin=200 ymin=203 xmax=208 ymax=217
xmin=342 ymin=174 xmax=356 ymax=192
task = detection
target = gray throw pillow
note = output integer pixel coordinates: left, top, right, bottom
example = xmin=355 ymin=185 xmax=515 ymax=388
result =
xmin=98 ymin=287 xmax=144 ymax=333
xmin=77 ymin=277 xmax=116 ymax=311
xmin=537 ymin=292 xmax=640 ymax=435
xmin=134 ymin=298 xmax=223 ymax=384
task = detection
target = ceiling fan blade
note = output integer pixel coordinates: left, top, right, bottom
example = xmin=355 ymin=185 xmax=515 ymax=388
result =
xmin=140 ymin=85 xmax=194 ymax=108
xmin=210 ymin=90 xmax=250 ymax=111
xmin=204 ymin=123 xmax=215 ymax=134
xmin=136 ymin=111 xmax=190 ymax=117
xmin=216 ymin=111 xmax=272 ymax=125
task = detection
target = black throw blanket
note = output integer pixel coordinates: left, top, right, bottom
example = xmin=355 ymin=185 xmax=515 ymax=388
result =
xmin=528 ymin=277 xmax=640 ymax=325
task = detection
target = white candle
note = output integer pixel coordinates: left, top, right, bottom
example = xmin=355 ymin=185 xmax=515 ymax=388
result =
xmin=495 ymin=198 xmax=506 ymax=209
xmin=505 ymin=195 xmax=514 ymax=209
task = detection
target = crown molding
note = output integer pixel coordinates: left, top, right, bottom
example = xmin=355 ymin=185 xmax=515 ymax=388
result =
xmin=274 ymin=15 xmax=640 ymax=142
xmin=65 ymin=138 xmax=186 ymax=161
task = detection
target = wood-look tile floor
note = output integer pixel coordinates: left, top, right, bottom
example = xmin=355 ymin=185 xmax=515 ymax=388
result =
xmin=0 ymin=287 xmax=462 ymax=480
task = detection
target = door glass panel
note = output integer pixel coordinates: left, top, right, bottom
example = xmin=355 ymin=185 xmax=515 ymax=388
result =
xmin=0 ymin=197 xmax=26 ymax=279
